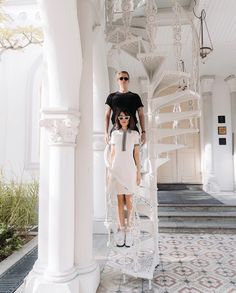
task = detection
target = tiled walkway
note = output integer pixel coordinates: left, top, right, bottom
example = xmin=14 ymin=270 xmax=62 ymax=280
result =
xmin=97 ymin=233 xmax=236 ymax=293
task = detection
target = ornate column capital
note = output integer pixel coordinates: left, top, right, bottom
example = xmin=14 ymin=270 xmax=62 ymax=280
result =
xmin=200 ymin=75 xmax=215 ymax=95
xmin=224 ymin=74 xmax=236 ymax=93
xmin=40 ymin=108 xmax=80 ymax=145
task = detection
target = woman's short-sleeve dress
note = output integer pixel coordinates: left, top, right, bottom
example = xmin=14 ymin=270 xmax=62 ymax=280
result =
xmin=110 ymin=129 xmax=140 ymax=194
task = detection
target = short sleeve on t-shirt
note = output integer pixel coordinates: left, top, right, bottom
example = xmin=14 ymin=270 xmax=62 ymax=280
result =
xmin=105 ymin=94 xmax=112 ymax=108
xmin=136 ymin=94 xmax=144 ymax=109
xmin=134 ymin=131 xmax=140 ymax=145
xmin=110 ymin=131 xmax=116 ymax=145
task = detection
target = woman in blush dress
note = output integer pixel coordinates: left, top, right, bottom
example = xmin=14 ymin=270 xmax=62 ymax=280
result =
xmin=109 ymin=109 xmax=141 ymax=247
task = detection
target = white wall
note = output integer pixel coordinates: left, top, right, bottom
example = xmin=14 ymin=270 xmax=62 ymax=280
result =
xmin=212 ymin=76 xmax=234 ymax=191
xmin=0 ymin=46 xmax=43 ymax=181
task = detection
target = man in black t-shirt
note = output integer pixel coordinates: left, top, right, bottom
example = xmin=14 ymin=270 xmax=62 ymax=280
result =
xmin=105 ymin=71 xmax=146 ymax=144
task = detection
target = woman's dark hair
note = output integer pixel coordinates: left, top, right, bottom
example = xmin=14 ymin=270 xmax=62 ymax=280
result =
xmin=114 ymin=108 xmax=136 ymax=130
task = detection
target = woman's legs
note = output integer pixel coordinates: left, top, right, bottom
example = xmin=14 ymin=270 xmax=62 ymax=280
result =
xmin=125 ymin=194 xmax=133 ymax=228
xmin=124 ymin=194 xmax=134 ymax=247
xmin=117 ymin=194 xmax=133 ymax=228
xmin=117 ymin=194 xmax=125 ymax=228
xmin=116 ymin=194 xmax=126 ymax=247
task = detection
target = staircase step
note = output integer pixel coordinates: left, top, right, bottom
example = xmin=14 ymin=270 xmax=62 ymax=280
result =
xmin=156 ymin=143 xmax=186 ymax=154
xmin=156 ymin=110 xmax=200 ymax=125
xmin=156 ymin=128 xmax=199 ymax=140
xmin=106 ymin=27 xmax=126 ymax=43
xmin=150 ymin=70 xmax=191 ymax=97
xmin=107 ymin=238 xmax=157 ymax=280
xmin=151 ymin=89 xmax=200 ymax=109
xmin=140 ymin=218 xmax=153 ymax=234
xmin=137 ymin=53 xmax=166 ymax=82
xmin=157 ymin=157 xmax=169 ymax=168
xmin=118 ymin=36 xmax=146 ymax=59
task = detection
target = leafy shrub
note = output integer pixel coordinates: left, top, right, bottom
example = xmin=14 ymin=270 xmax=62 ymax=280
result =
xmin=0 ymin=176 xmax=38 ymax=233
xmin=0 ymin=173 xmax=38 ymax=260
xmin=0 ymin=223 xmax=23 ymax=261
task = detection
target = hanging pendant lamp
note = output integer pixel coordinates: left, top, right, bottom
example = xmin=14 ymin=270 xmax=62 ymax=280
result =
xmin=193 ymin=2 xmax=213 ymax=60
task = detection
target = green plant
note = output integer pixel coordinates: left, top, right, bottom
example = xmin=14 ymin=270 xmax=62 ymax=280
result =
xmin=0 ymin=223 xmax=23 ymax=261
xmin=0 ymin=174 xmax=38 ymax=233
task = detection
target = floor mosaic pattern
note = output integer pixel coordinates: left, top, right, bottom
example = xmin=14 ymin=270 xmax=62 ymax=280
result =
xmin=97 ymin=233 xmax=236 ymax=293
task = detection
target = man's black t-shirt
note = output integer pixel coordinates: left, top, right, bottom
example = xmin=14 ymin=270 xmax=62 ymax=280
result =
xmin=105 ymin=91 xmax=144 ymax=125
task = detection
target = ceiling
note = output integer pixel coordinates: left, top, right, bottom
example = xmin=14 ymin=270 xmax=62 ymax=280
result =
xmin=2 ymin=0 xmax=236 ymax=78
xmin=197 ymin=0 xmax=236 ymax=77
xmin=116 ymin=0 xmax=236 ymax=78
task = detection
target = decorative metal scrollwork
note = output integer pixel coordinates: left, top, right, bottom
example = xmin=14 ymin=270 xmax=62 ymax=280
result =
xmin=172 ymin=0 xmax=182 ymax=71
xmin=145 ymin=0 xmax=158 ymax=51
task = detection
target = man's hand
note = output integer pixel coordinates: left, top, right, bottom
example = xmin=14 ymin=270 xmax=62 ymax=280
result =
xmin=141 ymin=132 xmax=146 ymax=145
xmin=105 ymin=133 xmax=110 ymax=144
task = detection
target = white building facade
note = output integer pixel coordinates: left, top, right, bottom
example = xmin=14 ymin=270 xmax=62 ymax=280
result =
xmin=0 ymin=0 xmax=236 ymax=292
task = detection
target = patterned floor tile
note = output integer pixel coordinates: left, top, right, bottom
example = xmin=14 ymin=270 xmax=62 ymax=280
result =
xmin=97 ymin=233 xmax=236 ymax=293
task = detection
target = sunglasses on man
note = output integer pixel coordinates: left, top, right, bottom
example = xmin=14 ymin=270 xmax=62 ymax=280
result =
xmin=119 ymin=77 xmax=129 ymax=81
xmin=118 ymin=115 xmax=130 ymax=120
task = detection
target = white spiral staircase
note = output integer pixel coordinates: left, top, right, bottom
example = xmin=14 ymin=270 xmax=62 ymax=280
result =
xmin=104 ymin=0 xmax=201 ymax=286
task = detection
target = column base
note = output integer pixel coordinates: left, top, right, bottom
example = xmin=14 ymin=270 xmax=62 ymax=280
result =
xmin=25 ymin=277 xmax=79 ymax=293
xmin=93 ymin=219 xmax=108 ymax=234
xmin=24 ymin=262 xmax=100 ymax=293
xmin=203 ymin=173 xmax=221 ymax=193
xmin=76 ymin=262 xmax=100 ymax=293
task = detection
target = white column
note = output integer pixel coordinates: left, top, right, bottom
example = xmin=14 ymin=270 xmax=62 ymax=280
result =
xmin=74 ymin=0 xmax=100 ymax=292
xmin=200 ymin=75 xmax=220 ymax=193
xmin=41 ymin=110 xmax=80 ymax=283
xmin=27 ymin=63 xmax=50 ymax=284
xmin=93 ymin=22 xmax=109 ymax=233
xmin=225 ymin=75 xmax=236 ymax=191
xmin=24 ymin=0 xmax=84 ymax=291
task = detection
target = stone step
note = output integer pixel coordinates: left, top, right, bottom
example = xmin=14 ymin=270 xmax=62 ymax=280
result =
xmin=158 ymin=205 xmax=236 ymax=212
xmin=159 ymin=221 xmax=236 ymax=233
xmin=158 ymin=211 xmax=236 ymax=217
xmin=156 ymin=204 xmax=236 ymax=233
xmin=157 ymin=183 xmax=203 ymax=191
xmin=159 ymin=213 xmax=236 ymax=224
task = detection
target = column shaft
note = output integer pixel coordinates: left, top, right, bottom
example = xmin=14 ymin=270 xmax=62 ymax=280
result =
xmin=47 ymin=145 xmax=75 ymax=276
xmin=231 ymin=92 xmax=236 ymax=190
xmin=93 ymin=25 xmax=109 ymax=233
xmin=200 ymin=75 xmax=220 ymax=193
xmin=225 ymin=75 xmax=236 ymax=191
xmin=39 ymin=0 xmax=82 ymax=108
xmin=74 ymin=1 xmax=100 ymax=292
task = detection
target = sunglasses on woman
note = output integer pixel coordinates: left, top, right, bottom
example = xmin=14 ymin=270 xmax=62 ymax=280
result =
xmin=119 ymin=77 xmax=129 ymax=81
xmin=118 ymin=115 xmax=130 ymax=120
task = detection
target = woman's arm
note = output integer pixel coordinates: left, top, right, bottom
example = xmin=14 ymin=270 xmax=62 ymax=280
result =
xmin=110 ymin=145 xmax=115 ymax=167
xmin=137 ymin=107 xmax=146 ymax=145
xmin=134 ymin=145 xmax=141 ymax=185
xmin=105 ymin=105 xmax=112 ymax=144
